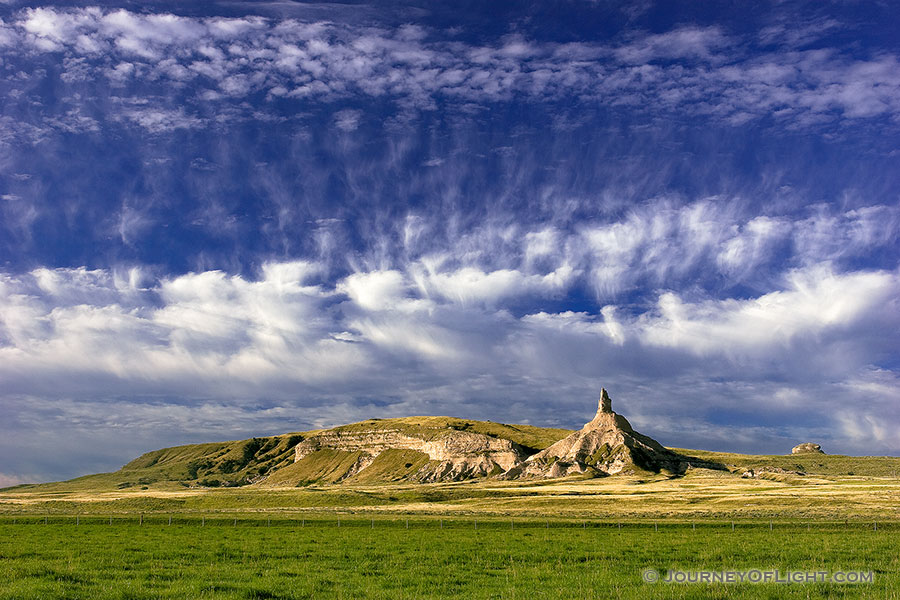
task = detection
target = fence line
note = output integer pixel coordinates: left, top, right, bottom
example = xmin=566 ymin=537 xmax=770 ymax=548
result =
xmin=0 ymin=516 xmax=894 ymax=531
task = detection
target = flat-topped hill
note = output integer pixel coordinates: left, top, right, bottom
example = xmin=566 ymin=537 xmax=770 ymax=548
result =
xmin=7 ymin=416 xmax=574 ymax=493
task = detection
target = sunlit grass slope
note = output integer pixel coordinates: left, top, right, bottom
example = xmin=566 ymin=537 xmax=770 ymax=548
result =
xmin=673 ymin=448 xmax=900 ymax=478
xmin=4 ymin=417 xmax=900 ymax=523
xmin=4 ymin=417 xmax=574 ymax=493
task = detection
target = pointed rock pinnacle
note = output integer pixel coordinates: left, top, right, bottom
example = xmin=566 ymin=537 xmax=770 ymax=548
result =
xmin=584 ymin=387 xmax=631 ymax=433
xmin=599 ymin=388 xmax=612 ymax=414
xmin=516 ymin=388 xmax=675 ymax=478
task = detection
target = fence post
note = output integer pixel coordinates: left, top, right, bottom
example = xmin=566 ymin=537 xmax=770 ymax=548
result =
xmin=169 ymin=516 xmax=172 ymax=526
xmin=76 ymin=516 xmax=79 ymax=526
xmin=202 ymin=517 xmax=205 ymax=527
xmin=406 ymin=519 xmax=409 ymax=529
xmin=109 ymin=516 xmax=112 ymax=525
xmin=769 ymin=522 xmax=772 ymax=531
xmin=140 ymin=514 xmax=143 ymax=526
xmin=654 ymin=523 xmax=657 ymax=532
xmin=731 ymin=521 xmax=734 ymax=531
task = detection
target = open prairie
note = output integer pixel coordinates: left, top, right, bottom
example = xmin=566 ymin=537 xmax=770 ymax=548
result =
xmin=4 ymin=421 xmax=900 ymax=598
xmin=1 ymin=517 xmax=897 ymax=599
xmin=4 ymin=450 xmax=900 ymax=521
xmin=5 ymin=454 xmax=900 ymax=598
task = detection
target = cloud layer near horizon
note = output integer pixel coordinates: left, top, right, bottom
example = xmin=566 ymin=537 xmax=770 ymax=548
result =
xmin=3 ymin=201 xmax=899 ymax=482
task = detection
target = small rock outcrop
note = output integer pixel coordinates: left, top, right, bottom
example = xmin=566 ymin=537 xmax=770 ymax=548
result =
xmin=791 ymin=443 xmax=825 ymax=455
xmin=505 ymin=388 xmax=685 ymax=478
xmin=741 ymin=466 xmax=806 ymax=479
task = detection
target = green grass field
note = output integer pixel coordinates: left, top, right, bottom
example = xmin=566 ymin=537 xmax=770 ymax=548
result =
xmin=4 ymin=420 xmax=900 ymax=598
xmin=1 ymin=518 xmax=896 ymax=599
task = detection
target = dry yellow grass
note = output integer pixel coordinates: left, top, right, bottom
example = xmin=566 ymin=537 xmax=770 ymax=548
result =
xmin=4 ymin=466 xmax=900 ymax=521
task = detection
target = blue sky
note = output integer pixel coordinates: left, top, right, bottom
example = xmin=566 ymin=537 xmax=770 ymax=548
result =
xmin=1 ymin=0 xmax=899 ymax=484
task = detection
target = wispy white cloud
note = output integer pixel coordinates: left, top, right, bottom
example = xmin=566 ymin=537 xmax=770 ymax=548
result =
xmin=339 ymin=269 xmax=420 ymax=312
xmin=614 ymin=26 xmax=729 ymax=63
xmin=114 ymin=106 xmax=204 ymax=133
xmin=635 ymin=266 xmax=899 ymax=358
xmin=573 ymin=199 xmax=900 ymax=299
xmin=758 ymin=16 xmax=839 ymax=49
xmin=411 ymin=264 xmax=575 ymax=307
xmin=333 ymin=108 xmax=362 ymax=132
xmin=3 ymin=7 xmax=900 ymax=139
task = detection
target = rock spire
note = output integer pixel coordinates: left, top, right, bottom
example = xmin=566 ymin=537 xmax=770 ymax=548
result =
xmin=504 ymin=388 xmax=686 ymax=478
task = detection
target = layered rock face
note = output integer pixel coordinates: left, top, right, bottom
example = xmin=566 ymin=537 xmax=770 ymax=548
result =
xmin=507 ymin=389 xmax=684 ymax=478
xmin=294 ymin=428 xmax=527 ymax=482
xmin=291 ymin=389 xmax=694 ymax=483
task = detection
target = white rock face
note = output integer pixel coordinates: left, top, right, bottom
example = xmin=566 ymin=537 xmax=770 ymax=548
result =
xmin=294 ymin=428 xmax=527 ymax=482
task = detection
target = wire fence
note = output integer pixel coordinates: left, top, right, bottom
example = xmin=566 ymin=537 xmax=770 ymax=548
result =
xmin=0 ymin=515 xmax=894 ymax=531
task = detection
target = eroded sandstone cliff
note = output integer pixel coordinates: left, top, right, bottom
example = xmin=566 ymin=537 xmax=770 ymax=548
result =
xmin=293 ymin=426 xmax=528 ymax=482
xmin=288 ymin=389 xmax=693 ymax=483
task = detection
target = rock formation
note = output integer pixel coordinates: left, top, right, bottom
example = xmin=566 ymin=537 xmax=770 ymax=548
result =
xmin=504 ymin=388 xmax=685 ymax=478
xmin=287 ymin=389 xmax=713 ymax=483
xmin=293 ymin=427 xmax=528 ymax=482
xmin=791 ymin=442 xmax=825 ymax=455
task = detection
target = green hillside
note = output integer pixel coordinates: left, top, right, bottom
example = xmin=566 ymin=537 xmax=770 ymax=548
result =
xmin=10 ymin=416 xmax=900 ymax=495
xmin=673 ymin=448 xmax=900 ymax=478
xmin=10 ymin=434 xmax=306 ymax=493
xmin=7 ymin=417 xmax=574 ymax=493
